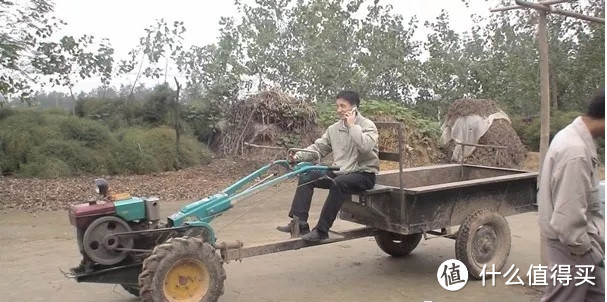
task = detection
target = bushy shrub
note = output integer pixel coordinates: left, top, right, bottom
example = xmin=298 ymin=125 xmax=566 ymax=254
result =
xmin=0 ymin=111 xmax=62 ymax=174
xmin=19 ymin=157 xmax=72 ymax=178
xmin=0 ymin=107 xmax=16 ymax=120
xmin=0 ymin=109 xmax=214 ymax=178
xmin=514 ymin=110 xmax=605 ymax=162
xmin=59 ymin=116 xmax=115 ymax=148
xmin=24 ymin=140 xmax=107 ymax=175
xmin=515 ymin=111 xmax=582 ymax=151
xmin=0 ymin=149 xmax=9 ymax=175
xmin=116 ymin=126 xmax=212 ymax=172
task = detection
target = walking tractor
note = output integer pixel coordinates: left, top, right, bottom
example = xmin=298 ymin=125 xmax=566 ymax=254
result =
xmin=64 ymin=122 xmax=539 ymax=302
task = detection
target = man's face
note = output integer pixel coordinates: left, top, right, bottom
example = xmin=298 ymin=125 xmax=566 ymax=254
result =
xmin=336 ymin=98 xmax=354 ymax=118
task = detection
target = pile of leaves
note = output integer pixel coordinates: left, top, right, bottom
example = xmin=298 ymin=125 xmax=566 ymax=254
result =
xmin=0 ymin=157 xmax=264 ymax=212
xmin=442 ymin=99 xmax=527 ymax=169
xmin=220 ymin=89 xmax=320 ymax=156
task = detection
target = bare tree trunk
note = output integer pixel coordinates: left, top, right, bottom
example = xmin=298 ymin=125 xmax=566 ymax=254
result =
xmin=173 ymin=77 xmax=182 ymax=171
xmin=69 ymin=86 xmax=76 ymax=104
xmin=129 ymin=51 xmax=146 ymax=101
xmin=257 ymin=71 xmax=263 ymax=91
xmin=164 ymin=56 xmax=169 ymax=84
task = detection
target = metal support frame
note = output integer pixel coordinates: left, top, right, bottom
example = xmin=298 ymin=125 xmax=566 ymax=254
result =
xmin=424 ymin=228 xmax=458 ymax=240
xmin=218 ymin=227 xmax=377 ymax=262
xmin=374 ymin=121 xmax=406 ymax=225
xmin=455 ymin=141 xmax=507 ymax=166
xmin=65 ymin=263 xmax=143 ymax=284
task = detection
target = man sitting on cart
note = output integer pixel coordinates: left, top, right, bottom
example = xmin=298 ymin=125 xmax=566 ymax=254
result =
xmin=277 ymin=90 xmax=380 ymax=242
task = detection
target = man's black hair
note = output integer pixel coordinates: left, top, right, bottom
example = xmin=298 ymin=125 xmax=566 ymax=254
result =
xmin=586 ymin=88 xmax=605 ymax=119
xmin=336 ymin=90 xmax=360 ymax=107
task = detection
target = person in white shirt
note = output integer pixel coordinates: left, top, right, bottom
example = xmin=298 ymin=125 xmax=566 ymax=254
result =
xmin=538 ymin=88 xmax=605 ymax=301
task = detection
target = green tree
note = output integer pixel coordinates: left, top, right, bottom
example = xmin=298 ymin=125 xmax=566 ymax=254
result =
xmin=177 ymin=17 xmax=244 ymax=108
xmin=1 ymin=0 xmax=115 ymax=104
xmin=355 ymin=2 xmax=421 ymax=102
xmin=119 ymin=18 xmax=186 ymax=98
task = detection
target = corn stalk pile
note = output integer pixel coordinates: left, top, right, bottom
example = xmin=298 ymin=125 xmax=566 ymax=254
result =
xmin=220 ymin=89 xmax=319 ymax=156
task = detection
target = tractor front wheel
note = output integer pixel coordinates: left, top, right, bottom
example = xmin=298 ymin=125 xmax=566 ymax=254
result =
xmin=120 ymin=284 xmax=140 ymax=297
xmin=139 ymin=237 xmax=226 ymax=302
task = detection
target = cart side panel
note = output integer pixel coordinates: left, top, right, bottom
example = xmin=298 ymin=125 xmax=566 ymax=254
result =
xmin=339 ymin=190 xmax=404 ymax=232
xmin=376 ymin=166 xmax=464 ymax=188
xmin=376 ymin=165 xmax=532 ymax=189
xmin=340 ymin=177 xmax=536 ymax=235
xmin=463 ymin=166 xmax=522 ymax=180
xmin=402 ymin=177 xmax=536 ymax=234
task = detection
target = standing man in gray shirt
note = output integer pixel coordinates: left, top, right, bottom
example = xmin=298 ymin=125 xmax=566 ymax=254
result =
xmin=538 ymin=88 xmax=605 ymax=301
xmin=276 ymin=90 xmax=379 ymax=242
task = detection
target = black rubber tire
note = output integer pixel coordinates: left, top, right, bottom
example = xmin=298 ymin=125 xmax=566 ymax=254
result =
xmin=455 ymin=208 xmax=511 ymax=280
xmin=138 ymin=237 xmax=226 ymax=302
xmin=374 ymin=230 xmax=423 ymax=257
xmin=120 ymin=284 xmax=140 ymax=297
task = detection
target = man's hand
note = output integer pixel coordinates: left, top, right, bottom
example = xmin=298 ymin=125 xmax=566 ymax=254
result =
xmin=288 ymin=151 xmax=297 ymax=165
xmin=343 ymin=110 xmax=356 ymax=127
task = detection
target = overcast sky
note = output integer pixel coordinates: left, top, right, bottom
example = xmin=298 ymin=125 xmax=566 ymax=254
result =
xmin=50 ymin=0 xmax=504 ymax=93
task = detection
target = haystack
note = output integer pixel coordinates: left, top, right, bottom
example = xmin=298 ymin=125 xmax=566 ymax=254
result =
xmin=442 ymin=99 xmax=526 ymax=169
xmin=219 ymin=89 xmax=321 ymax=157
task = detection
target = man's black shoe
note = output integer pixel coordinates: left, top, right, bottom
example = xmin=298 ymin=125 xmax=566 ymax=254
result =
xmin=301 ymin=228 xmax=329 ymax=242
xmin=276 ymin=222 xmax=310 ymax=235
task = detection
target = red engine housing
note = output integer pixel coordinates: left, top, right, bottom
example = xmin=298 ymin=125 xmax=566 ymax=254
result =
xmin=69 ymin=201 xmax=116 ymax=229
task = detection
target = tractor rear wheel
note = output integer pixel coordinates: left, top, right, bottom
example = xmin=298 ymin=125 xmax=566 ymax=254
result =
xmin=139 ymin=237 xmax=226 ymax=302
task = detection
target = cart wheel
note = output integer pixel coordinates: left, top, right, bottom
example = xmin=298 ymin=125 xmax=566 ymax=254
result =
xmin=455 ymin=208 xmax=511 ymax=280
xmin=120 ymin=284 xmax=140 ymax=297
xmin=139 ymin=237 xmax=226 ymax=302
xmin=374 ymin=230 xmax=423 ymax=257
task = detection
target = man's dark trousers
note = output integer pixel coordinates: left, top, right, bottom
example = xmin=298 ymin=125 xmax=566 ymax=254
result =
xmin=288 ymin=170 xmax=375 ymax=233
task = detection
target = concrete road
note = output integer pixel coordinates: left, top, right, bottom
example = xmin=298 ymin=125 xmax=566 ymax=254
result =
xmin=0 ymin=184 xmax=545 ymax=302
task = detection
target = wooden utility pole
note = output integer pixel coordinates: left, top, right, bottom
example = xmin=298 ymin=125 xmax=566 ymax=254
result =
xmin=538 ymin=9 xmax=550 ymax=172
xmin=491 ymin=0 xmax=604 ymax=173
xmin=490 ymin=0 xmax=604 ymax=267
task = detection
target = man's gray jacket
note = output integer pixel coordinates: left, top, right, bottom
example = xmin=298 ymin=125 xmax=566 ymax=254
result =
xmin=538 ymin=116 xmax=604 ymax=264
xmin=295 ymin=113 xmax=379 ymax=175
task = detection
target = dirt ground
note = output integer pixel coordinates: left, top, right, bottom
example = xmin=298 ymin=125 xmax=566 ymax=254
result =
xmin=0 ymin=181 xmax=547 ymax=302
